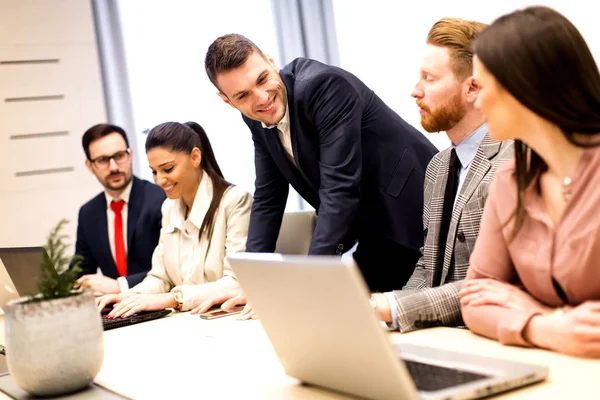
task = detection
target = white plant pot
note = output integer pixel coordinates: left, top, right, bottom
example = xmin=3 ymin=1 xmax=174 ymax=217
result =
xmin=4 ymin=291 xmax=104 ymax=397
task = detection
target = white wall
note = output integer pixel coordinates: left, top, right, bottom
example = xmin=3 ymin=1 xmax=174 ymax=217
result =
xmin=0 ymin=0 xmax=107 ymax=246
xmin=332 ymin=0 xmax=600 ymax=150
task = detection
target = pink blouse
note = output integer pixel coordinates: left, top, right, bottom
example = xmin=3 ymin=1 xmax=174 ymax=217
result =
xmin=462 ymin=147 xmax=600 ymax=346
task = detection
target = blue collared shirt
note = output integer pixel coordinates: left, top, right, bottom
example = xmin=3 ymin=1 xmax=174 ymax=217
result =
xmin=384 ymin=123 xmax=488 ymax=329
xmin=452 ymin=123 xmax=488 ymax=210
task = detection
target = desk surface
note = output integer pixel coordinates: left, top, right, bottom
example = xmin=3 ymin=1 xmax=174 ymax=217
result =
xmin=0 ymin=311 xmax=599 ymax=399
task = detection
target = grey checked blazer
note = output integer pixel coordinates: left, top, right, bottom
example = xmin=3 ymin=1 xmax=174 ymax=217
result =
xmin=391 ymin=133 xmax=513 ymax=332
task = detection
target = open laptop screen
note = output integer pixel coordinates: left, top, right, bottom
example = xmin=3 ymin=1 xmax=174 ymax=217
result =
xmin=0 ymin=247 xmax=46 ymax=296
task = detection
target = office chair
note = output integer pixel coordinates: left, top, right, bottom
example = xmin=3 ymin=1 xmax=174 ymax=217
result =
xmin=274 ymin=211 xmax=316 ymax=255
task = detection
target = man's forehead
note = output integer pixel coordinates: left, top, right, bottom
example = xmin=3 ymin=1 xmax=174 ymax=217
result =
xmin=217 ymin=53 xmax=271 ymax=95
xmin=89 ymin=133 xmax=127 ymax=156
xmin=422 ymin=45 xmax=452 ymax=72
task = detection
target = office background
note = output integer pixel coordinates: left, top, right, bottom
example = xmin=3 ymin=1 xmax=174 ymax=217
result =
xmin=0 ymin=0 xmax=597 ymax=248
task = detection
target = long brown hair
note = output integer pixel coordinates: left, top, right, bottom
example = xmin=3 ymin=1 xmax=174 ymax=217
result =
xmin=475 ymin=6 xmax=600 ymax=237
xmin=146 ymin=121 xmax=232 ymax=243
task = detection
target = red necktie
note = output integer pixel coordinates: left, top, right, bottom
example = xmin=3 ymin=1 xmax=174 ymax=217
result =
xmin=110 ymin=200 xmax=127 ymax=277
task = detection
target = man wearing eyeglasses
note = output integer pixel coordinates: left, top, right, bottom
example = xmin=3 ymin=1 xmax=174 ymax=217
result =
xmin=73 ymin=124 xmax=165 ymax=294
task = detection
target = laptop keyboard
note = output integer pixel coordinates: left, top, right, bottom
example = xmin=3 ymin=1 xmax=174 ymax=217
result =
xmin=102 ymin=315 xmax=134 ymax=330
xmin=403 ymin=359 xmax=489 ymax=392
xmin=101 ymin=307 xmax=135 ymax=330
xmin=100 ymin=306 xmax=171 ymax=331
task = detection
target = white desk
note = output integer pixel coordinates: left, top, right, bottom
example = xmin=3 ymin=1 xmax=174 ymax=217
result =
xmin=1 ymin=312 xmax=600 ymax=399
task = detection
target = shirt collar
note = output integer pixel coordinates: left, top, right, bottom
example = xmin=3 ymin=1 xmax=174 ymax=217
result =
xmin=171 ymin=170 xmax=212 ymax=230
xmin=452 ymin=123 xmax=488 ymax=169
xmin=261 ymin=103 xmax=290 ymax=130
xmin=104 ymin=178 xmax=133 ymax=209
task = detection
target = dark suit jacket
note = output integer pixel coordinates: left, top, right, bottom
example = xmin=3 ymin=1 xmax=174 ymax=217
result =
xmin=75 ymin=176 xmax=165 ymax=287
xmin=243 ymin=58 xmax=437 ymax=255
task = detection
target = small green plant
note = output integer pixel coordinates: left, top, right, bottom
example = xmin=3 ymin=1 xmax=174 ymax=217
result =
xmin=33 ymin=219 xmax=84 ymax=301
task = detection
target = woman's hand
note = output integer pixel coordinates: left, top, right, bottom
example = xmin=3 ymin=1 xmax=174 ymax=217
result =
xmin=229 ymin=294 xmax=256 ymax=320
xmin=191 ymin=290 xmax=256 ymax=320
xmin=525 ymin=301 xmax=600 ymax=358
xmin=105 ymin=293 xmax=176 ymax=318
xmin=459 ymin=278 xmax=553 ymax=315
xmin=96 ymin=291 xmax=136 ymax=311
xmin=191 ymin=290 xmax=240 ymax=314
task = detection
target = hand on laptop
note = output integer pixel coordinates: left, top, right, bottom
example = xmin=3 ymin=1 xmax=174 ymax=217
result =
xmin=75 ymin=274 xmax=120 ymax=294
xmin=96 ymin=291 xmax=135 ymax=310
xmin=101 ymin=293 xmax=176 ymax=319
xmin=459 ymin=279 xmax=553 ymax=315
xmin=190 ymin=290 xmax=256 ymax=320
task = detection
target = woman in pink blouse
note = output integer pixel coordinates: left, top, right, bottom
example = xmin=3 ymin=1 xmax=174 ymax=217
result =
xmin=459 ymin=6 xmax=600 ymax=358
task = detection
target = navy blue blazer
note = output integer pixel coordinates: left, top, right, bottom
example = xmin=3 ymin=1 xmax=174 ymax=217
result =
xmin=243 ymin=58 xmax=437 ymax=255
xmin=75 ymin=176 xmax=165 ymax=287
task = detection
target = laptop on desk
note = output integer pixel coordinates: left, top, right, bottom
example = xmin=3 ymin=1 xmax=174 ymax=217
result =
xmin=228 ymin=253 xmax=548 ymax=400
xmin=0 ymin=247 xmax=46 ymax=309
xmin=0 ymin=247 xmax=170 ymax=330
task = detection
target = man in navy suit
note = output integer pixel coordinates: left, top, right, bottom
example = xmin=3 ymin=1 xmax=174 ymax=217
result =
xmin=74 ymin=124 xmax=165 ymax=294
xmin=205 ymin=34 xmax=437 ymax=292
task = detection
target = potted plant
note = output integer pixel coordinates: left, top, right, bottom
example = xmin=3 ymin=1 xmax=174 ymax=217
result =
xmin=4 ymin=219 xmax=104 ymax=397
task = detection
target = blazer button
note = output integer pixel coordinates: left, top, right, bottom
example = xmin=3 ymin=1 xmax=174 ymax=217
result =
xmin=337 ymin=244 xmax=344 ymax=250
xmin=457 ymin=232 xmax=466 ymax=242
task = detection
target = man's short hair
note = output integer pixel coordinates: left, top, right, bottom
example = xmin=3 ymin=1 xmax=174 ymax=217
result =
xmin=82 ymin=124 xmax=129 ymax=160
xmin=205 ymin=33 xmax=264 ymax=90
xmin=427 ymin=18 xmax=488 ymax=80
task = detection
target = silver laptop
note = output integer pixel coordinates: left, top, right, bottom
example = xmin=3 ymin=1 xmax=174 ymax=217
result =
xmin=228 ymin=253 xmax=548 ymax=400
xmin=0 ymin=247 xmax=48 ymax=309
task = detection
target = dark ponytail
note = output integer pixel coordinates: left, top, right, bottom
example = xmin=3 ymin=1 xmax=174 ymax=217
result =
xmin=146 ymin=121 xmax=232 ymax=243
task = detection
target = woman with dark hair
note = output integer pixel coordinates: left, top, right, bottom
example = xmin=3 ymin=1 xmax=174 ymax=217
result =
xmin=98 ymin=121 xmax=252 ymax=316
xmin=458 ymin=6 xmax=600 ymax=358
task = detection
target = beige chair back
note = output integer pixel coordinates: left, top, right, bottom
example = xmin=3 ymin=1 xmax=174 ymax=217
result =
xmin=275 ymin=211 xmax=316 ymax=255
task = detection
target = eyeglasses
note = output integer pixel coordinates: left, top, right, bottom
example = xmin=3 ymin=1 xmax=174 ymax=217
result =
xmin=90 ymin=149 xmax=130 ymax=169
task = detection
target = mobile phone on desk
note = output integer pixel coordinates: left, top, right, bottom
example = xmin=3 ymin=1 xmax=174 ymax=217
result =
xmin=199 ymin=306 xmax=245 ymax=320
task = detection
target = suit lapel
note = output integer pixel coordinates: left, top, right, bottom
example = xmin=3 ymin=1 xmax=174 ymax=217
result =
xmin=263 ymin=128 xmax=298 ymax=181
xmin=427 ymin=149 xmax=452 ymax=286
xmin=440 ymin=134 xmax=500 ymax=283
xmin=280 ymin=69 xmax=316 ymax=191
xmin=282 ymin=71 xmax=301 ymax=168
xmin=127 ymin=177 xmax=141 ymax=251
xmin=97 ymin=196 xmax=117 ymax=274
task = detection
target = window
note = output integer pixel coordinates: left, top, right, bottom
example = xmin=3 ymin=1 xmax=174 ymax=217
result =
xmin=332 ymin=0 xmax=600 ymax=150
xmin=118 ymin=0 xmax=280 ymax=197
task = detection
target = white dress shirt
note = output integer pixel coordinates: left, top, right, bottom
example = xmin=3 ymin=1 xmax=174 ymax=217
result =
xmin=168 ymin=174 xmax=210 ymax=285
xmin=262 ymin=104 xmax=296 ymax=166
xmin=103 ymin=179 xmax=133 ymax=292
